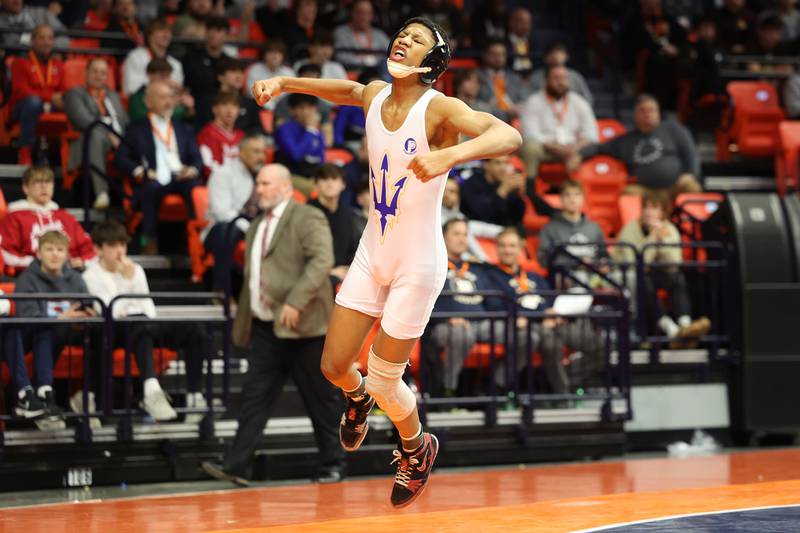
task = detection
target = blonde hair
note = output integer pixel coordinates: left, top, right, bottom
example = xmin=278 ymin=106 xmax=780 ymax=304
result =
xmin=38 ymin=230 xmax=69 ymax=248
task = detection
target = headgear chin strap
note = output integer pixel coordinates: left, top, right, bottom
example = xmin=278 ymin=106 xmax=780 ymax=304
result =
xmin=386 ymin=59 xmax=431 ymax=79
xmin=387 ymin=17 xmax=451 ymax=85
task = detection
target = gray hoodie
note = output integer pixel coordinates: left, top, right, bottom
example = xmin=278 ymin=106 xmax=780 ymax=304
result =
xmin=537 ymin=213 xmax=607 ymax=268
xmin=14 ymin=259 xmax=90 ymax=318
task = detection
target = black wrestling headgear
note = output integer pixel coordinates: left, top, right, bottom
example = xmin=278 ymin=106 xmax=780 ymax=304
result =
xmin=388 ymin=17 xmax=451 ymax=85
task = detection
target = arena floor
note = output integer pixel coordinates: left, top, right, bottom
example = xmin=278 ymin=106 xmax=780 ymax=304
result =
xmin=2 ymin=448 xmax=799 ymax=532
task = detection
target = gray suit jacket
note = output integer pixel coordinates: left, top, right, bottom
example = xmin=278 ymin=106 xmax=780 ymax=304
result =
xmin=65 ymin=85 xmax=129 ymax=168
xmin=233 ymin=200 xmax=335 ymax=346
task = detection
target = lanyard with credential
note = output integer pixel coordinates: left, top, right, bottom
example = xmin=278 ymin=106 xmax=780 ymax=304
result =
xmin=500 ymin=263 xmax=529 ymax=293
xmin=149 ymin=113 xmax=173 ymax=150
xmin=29 ymin=51 xmax=53 ymax=88
xmin=448 ymin=260 xmax=470 ymax=278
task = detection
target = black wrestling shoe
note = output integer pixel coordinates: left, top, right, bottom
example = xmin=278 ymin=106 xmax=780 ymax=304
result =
xmin=339 ymin=393 xmax=375 ymax=451
xmin=390 ymin=432 xmax=439 ymax=508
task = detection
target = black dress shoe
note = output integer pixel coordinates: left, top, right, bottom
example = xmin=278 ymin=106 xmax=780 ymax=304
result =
xmin=317 ymin=468 xmax=344 ymax=484
xmin=201 ymin=461 xmax=250 ymax=487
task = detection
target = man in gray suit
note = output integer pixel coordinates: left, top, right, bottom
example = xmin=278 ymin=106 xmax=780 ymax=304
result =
xmin=64 ymin=57 xmax=129 ymax=210
xmin=202 ymin=163 xmax=345 ymax=485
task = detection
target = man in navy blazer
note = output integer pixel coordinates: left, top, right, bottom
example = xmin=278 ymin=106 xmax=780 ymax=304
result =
xmin=115 ymin=80 xmax=203 ymax=253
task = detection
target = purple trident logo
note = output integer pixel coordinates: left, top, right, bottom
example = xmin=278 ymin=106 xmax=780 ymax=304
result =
xmin=371 ymin=153 xmax=408 ymax=237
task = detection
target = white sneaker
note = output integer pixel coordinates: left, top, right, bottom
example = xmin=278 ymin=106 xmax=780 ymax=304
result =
xmin=142 ymin=390 xmax=178 ymax=421
xmin=93 ymin=192 xmax=110 ymax=210
xmin=184 ymin=393 xmax=208 ymax=424
xmin=70 ymin=391 xmax=102 ymax=430
xmin=34 ymin=417 xmax=66 ymax=430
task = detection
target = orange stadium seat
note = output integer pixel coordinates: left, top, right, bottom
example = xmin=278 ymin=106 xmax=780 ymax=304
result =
xmin=0 ymin=187 xmax=7 ymax=220
xmin=775 ymin=121 xmax=800 ymax=196
xmin=63 ymin=57 xmax=118 ymax=91
xmin=575 ymin=156 xmax=628 ymax=236
xmin=717 ymin=81 xmax=784 ymax=161
xmin=596 ymin=118 xmax=626 ymax=142
xmin=187 ymin=186 xmax=214 ymax=283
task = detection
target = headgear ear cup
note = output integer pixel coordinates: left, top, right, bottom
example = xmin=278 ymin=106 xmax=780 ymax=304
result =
xmin=388 ymin=17 xmax=451 ymax=85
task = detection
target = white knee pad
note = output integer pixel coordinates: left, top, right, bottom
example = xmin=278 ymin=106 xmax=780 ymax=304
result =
xmin=365 ymin=347 xmax=416 ymax=422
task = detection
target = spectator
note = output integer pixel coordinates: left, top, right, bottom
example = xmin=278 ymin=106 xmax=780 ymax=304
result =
xmin=246 ymin=40 xmax=295 ymax=111
xmin=333 ymin=67 xmax=380 ymax=152
xmin=527 ymin=42 xmax=594 ymax=106
xmin=688 ymin=17 xmax=725 ymax=109
xmin=0 ymin=166 xmax=95 ymax=270
xmin=128 ymin=58 xmax=194 ymax=122
xmin=537 ymin=179 xmax=607 ymax=270
xmin=197 ymin=91 xmax=245 ymax=177
xmin=83 ymin=220 xmax=208 ymax=421
xmin=454 ymin=68 xmax=502 ymax=117
xmin=183 ymin=16 xmax=234 ymax=121
xmin=274 ymin=63 xmax=334 ymax=146
xmin=172 ymin=0 xmax=215 ymax=38
xmin=214 ymin=58 xmax=263 ymax=134
xmin=468 ymin=0 xmax=507 ymax=50
xmin=122 ymin=18 xmax=184 ymax=96
xmin=712 ymin=0 xmax=756 ymax=54
xmin=428 ymin=219 xmax=569 ymax=396
xmin=612 ymin=189 xmax=711 ymax=341
xmin=308 ymin=164 xmax=359 ymax=283
xmin=506 ymin=7 xmax=534 ymax=74
xmin=334 ymin=0 xmax=390 ymax=68
xmin=5 ymin=230 xmax=96 ymax=429
xmin=65 ymin=57 xmax=129 ymax=211
xmin=580 ymin=94 xmax=702 ymax=198
xmin=115 ymin=80 xmax=204 ymax=254
xmin=440 ymin=177 xmax=494 ymax=262
xmin=487 ymin=227 xmax=598 ymax=393
xmin=203 ymin=133 xmax=267 ymax=290
xmin=0 ymin=0 xmax=68 ymax=47
xmin=743 ymin=15 xmax=795 ymax=73
xmin=202 ymin=163 xmax=345 ymax=486
xmin=519 ymin=65 xmax=598 ymax=181
xmin=275 ymin=93 xmax=326 ymax=194
xmin=417 ymin=0 xmax=463 ymax=47
xmin=477 ymin=38 xmax=524 ymax=121
xmin=9 ymin=24 xmax=66 ymax=165
xmin=100 ymin=0 xmax=144 ymax=51
xmin=292 ymin=30 xmax=348 ymax=80
xmin=257 ymin=0 xmax=321 ymax=63
xmin=459 ymin=155 xmax=526 ymax=227
xmin=761 ymin=0 xmax=800 ymax=43
xmin=625 ymin=0 xmax=688 ymax=110
xmin=426 ymin=218 xmax=500 ymax=395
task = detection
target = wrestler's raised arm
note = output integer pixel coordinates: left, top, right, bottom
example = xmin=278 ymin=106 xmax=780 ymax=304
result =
xmin=252 ymin=76 xmax=387 ymax=109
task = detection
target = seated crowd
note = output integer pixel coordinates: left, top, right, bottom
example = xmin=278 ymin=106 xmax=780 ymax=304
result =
xmin=0 ymin=0 xmax=749 ymax=423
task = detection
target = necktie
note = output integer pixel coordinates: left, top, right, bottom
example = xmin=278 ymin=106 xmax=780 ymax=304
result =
xmin=259 ymin=212 xmax=274 ymax=312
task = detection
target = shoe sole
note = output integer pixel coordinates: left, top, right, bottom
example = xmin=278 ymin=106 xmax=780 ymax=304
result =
xmin=201 ymin=462 xmax=250 ymax=487
xmin=391 ymin=434 xmax=439 ymax=509
xmin=340 ymin=417 xmax=370 ymax=452
xmin=15 ymin=407 xmax=46 ymax=419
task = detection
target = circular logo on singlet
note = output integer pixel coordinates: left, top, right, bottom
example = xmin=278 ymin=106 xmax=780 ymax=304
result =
xmin=404 ymin=138 xmax=417 ymax=155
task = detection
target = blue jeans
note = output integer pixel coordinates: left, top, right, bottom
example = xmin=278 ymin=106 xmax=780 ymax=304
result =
xmin=133 ymin=177 xmax=200 ymax=240
xmin=2 ymin=326 xmax=67 ymax=391
xmin=12 ymin=96 xmax=44 ymax=148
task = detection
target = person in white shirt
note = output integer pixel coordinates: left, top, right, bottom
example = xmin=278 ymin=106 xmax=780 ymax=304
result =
xmin=121 ymin=19 xmax=185 ymax=96
xmin=82 ymin=220 xmax=208 ymax=423
xmin=519 ymin=64 xmax=598 ymax=177
xmin=333 ymin=0 xmax=390 ymax=67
